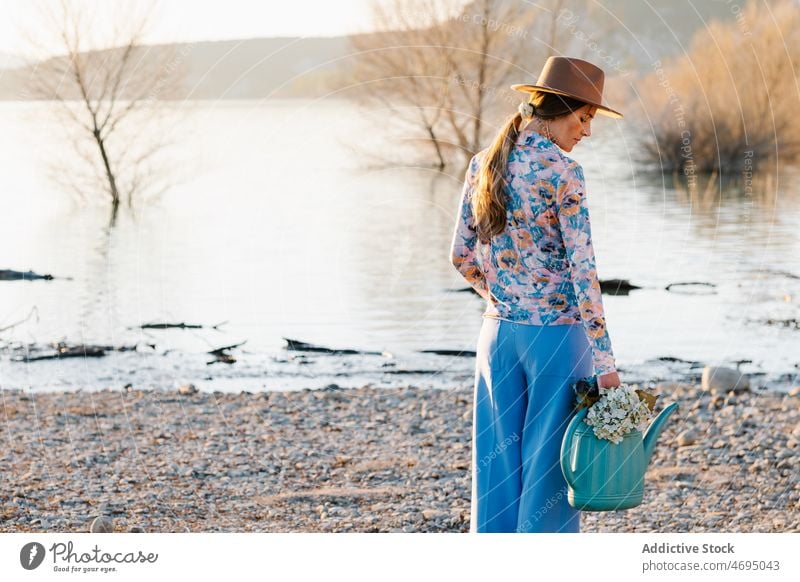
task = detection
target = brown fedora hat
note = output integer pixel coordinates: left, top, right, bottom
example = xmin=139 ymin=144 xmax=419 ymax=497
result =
xmin=511 ymin=56 xmax=623 ymax=119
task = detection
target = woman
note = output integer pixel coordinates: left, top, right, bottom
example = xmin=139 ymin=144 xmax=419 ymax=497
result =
xmin=449 ymin=57 xmax=623 ymax=533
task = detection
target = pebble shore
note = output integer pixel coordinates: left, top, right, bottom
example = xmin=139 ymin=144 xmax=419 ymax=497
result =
xmin=0 ymin=383 xmax=797 ymax=533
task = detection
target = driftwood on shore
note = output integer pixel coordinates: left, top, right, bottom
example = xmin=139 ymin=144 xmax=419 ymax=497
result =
xmin=382 ymin=369 xmax=440 ymax=375
xmin=599 ymin=279 xmax=642 ymax=295
xmin=207 ymin=341 xmax=246 ymax=365
xmin=654 ymin=355 xmax=702 ymax=365
xmin=18 ymin=346 xmax=106 ymax=362
xmin=283 ymin=338 xmax=383 ymax=356
xmin=135 ymin=320 xmax=228 ymax=330
xmin=0 ymin=269 xmax=55 ymax=281
xmin=419 ymin=349 xmax=476 ymax=357
xmin=664 ymin=281 xmax=718 ymax=294
xmin=10 ymin=342 xmax=140 ymax=363
xmin=283 ymin=339 xmax=476 ymax=359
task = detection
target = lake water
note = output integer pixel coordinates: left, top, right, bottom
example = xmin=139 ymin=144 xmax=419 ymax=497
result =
xmin=1 ymin=100 xmax=798 ymax=393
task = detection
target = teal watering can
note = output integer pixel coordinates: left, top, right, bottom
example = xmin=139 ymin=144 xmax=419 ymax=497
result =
xmin=560 ymin=402 xmax=679 ymax=511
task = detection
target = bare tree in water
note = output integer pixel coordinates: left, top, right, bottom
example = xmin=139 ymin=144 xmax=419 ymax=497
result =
xmin=350 ymin=0 xmax=579 ymax=168
xmin=352 ymin=0 xmax=534 ymax=168
xmin=25 ymin=0 xmax=187 ymax=226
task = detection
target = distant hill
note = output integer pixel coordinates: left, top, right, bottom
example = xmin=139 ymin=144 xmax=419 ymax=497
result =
xmin=0 ymin=36 xmax=355 ymax=100
xmin=0 ymin=51 xmax=28 ymax=69
xmin=580 ymin=0 xmax=741 ymax=66
xmin=0 ymin=0 xmax=736 ymax=100
xmin=177 ymin=36 xmax=356 ymax=98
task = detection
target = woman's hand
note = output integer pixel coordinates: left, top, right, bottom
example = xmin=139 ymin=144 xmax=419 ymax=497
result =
xmin=598 ymin=371 xmax=620 ymax=389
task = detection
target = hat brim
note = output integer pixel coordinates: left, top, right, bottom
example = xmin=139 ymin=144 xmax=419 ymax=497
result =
xmin=510 ymin=83 xmax=623 ymax=119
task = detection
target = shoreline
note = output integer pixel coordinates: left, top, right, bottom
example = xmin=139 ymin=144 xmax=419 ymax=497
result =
xmin=3 ymin=342 xmax=798 ymax=395
xmin=0 ymin=383 xmax=797 ymax=533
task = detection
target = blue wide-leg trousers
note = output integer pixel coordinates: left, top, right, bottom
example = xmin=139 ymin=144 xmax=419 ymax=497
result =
xmin=470 ymin=318 xmax=592 ymax=533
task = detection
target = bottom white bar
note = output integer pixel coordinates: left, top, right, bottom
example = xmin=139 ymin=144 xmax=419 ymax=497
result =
xmin=2 ymin=533 xmax=797 ymax=581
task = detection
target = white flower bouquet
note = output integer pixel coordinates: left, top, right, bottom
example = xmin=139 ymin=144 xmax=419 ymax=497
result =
xmin=583 ymin=386 xmax=654 ymax=444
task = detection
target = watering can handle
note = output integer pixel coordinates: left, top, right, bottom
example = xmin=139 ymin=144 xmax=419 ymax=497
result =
xmin=560 ymin=407 xmax=588 ymax=488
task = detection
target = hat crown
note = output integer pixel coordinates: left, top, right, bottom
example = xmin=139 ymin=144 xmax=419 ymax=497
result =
xmin=536 ymin=57 xmax=605 ymax=104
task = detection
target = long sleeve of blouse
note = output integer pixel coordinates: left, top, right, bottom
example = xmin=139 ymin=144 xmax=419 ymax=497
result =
xmin=555 ymin=160 xmax=616 ymax=376
xmin=449 ymin=156 xmax=491 ymax=302
xmin=448 ymin=132 xmax=616 ymax=376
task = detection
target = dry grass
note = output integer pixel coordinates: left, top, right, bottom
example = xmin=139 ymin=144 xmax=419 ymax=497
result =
xmin=637 ymin=0 xmax=800 ymax=176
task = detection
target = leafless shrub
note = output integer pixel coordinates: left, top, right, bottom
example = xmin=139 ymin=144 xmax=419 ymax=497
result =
xmin=638 ymin=0 xmax=800 ymax=178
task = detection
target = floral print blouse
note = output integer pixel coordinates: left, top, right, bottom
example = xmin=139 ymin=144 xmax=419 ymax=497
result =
xmin=449 ymin=128 xmax=616 ymax=376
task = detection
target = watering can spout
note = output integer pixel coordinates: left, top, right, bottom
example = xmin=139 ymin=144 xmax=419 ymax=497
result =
xmin=643 ymin=402 xmax=679 ymax=463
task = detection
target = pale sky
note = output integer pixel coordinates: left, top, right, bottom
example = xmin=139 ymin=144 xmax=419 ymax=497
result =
xmin=1 ymin=0 xmax=381 ymax=58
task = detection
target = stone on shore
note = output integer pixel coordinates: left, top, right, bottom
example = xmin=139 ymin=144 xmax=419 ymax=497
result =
xmin=178 ymin=383 xmax=198 ymax=395
xmin=701 ymin=366 xmax=750 ymax=394
xmin=90 ymin=517 xmax=114 ymax=533
xmin=676 ymin=429 xmax=697 ymax=447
